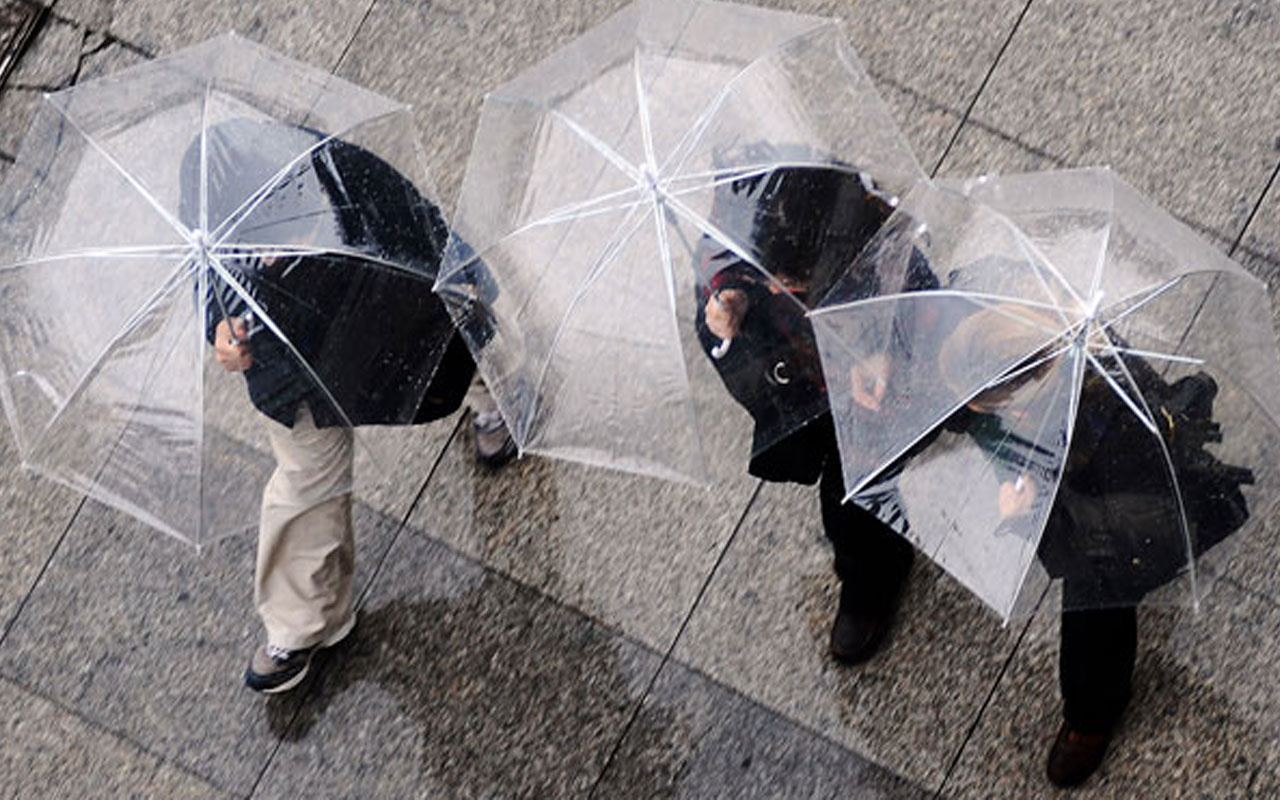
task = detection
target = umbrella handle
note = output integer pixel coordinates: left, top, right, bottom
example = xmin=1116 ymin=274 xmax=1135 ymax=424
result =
xmin=711 ymin=338 xmax=732 ymax=359
xmin=228 ymin=311 xmax=262 ymax=346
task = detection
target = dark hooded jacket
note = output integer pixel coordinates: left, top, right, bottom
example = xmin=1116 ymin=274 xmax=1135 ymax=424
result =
xmin=183 ymin=120 xmax=472 ymax=428
xmin=693 ymin=154 xmax=934 ymax=483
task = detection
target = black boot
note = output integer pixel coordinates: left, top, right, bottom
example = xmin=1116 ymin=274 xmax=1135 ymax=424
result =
xmin=828 ymin=549 xmax=912 ymax=665
xmin=818 ymin=428 xmax=914 ymax=664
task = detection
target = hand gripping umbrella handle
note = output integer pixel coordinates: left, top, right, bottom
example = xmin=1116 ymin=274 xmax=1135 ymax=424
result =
xmin=708 ymin=290 xmax=734 ymax=359
xmin=228 ymin=310 xmax=262 ymax=346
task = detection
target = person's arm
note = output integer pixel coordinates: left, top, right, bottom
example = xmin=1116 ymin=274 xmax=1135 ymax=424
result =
xmin=204 ymin=262 xmax=257 ymax=371
xmin=849 ymin=246 xmax=942 ymax=411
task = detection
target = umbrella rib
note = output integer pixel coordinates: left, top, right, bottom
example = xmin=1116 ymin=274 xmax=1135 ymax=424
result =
xmin=215 ymin=243 xmax=437 ymax=282
xmin=843 ymin=336 xmax=1073 ymax=500
xmin=209 ymin=107 xmax=405 ymax=246
xmin=992 ymin=212 xmax=1084 ymax=322
xmin=203 ymin=250 xmax=358 ymax=431
xmin=632 ymin=49 xmax=658 ymax=176
xmin=656 ymin=20 xmax=831 ymax=179
xmin=632 ymin=39 xmax=702 ymax=473
xmin=660 ymin=190 xmax=808 ymax=314
xmin=46 ymin=103 xmax=195 ymax=247
xmin=523 ymin=201 xmax=654 ymax=441
xmin=812 ymin=288 xmax=1073 ymax=325
xmin=649 ymin=188 xmax=709 ymax=480
xmin=195 ymin=72 xmax=214 ymax=539
xmin=1083 ymin=350 xmax=1159 ymax=434
xmin=999 ymin=342 xmax=1075 ymax=384
xmin=195 ymin=251 xmax=208 ymax=545
xmin=1096 ymin=271 xmax=1266 ymax=373
xmin=0 ymin=245 xmax=193 ymax=273
xmin=1085 ymin=183 xmax=1114 ymax=305
xmin=1094 ymin=276 xmax=1185 ymax=335
xmin=1095 ymin=344 xmax=1203 ymax=366
xmin=998 ymin=357 xmax=1083 ymax=617
xmin=548 ymin=110 xmax=643 ymax=185
xmin=436 ymin=186 xmax=651 ymax=281
xmin=29 ymin=255 xmax=199 ymax=451
xmin=1065 ymin=337 xmax=1087 ymax=444
xmin=953 ymin=295 xmax=1074 ymax=338
xmin=21 ymin=459 xmax=190 ymax=543
xmin=532 ymin=196 xmax=653 ymax=230
xmin=199 ymin=75 xmax=212 ymax=237
xmin=933 ymin=342 xmax=1075 ymax=610
xmin=1099 ymin=344 xmax=1200 ymax=609
xmin=662 ymin=160 xmax=870 ymax=198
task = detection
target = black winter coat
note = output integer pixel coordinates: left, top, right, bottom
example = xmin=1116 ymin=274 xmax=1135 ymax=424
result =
xmin=692 ymin=162 xmax=935 ymax=483
xmin=946 ymin=352 xmax=1253 ymax=605
xmin=188 ymin=123 xmax=473 ymax=428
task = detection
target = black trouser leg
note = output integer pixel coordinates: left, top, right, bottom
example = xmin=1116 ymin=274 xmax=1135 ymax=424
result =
xmin=818 ymin=447 xmax=914 ymax=608
xmin=1059 ymin=604 xmax=1137 ymax=733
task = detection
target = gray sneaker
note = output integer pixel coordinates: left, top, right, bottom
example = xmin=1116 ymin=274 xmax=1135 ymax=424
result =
xmin=473 ymin=408 xmax=516 ymax=468
xmin=244 ymin=614 xmax=356 ymax=694
xmin=245 ymin=643 xmax=314 ymax=694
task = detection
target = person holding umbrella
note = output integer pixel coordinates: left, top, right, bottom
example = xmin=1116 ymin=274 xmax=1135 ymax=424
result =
xmin=186 ymin=118 xmax=476 ymax=693
xmin=694 ymin=144 xmax=937 ymax=665
xmin=0 ymin=33 xmax=515 ymax=695
xmin=931 ymin=305 xmax=1253 ymax=785
xmin=809 ymin=170 xmax=1279 ymax=786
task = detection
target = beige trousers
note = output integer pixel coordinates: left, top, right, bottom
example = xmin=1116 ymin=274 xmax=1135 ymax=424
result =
xmin=257 ymin=404 xmax=355 ymax=650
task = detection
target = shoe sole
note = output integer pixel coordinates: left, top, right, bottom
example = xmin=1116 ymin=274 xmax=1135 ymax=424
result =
xmin=322 ymin=612 xmax=357 ymax=648
xmin=258 ymin=662 xmax=310 ymax=694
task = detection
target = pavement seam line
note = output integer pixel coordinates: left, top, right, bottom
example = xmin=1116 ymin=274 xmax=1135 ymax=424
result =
xmin=1228 ymin=154 xmax=1280 ymax=257
xmin=929 ymin=0 xmax=1035 ymax=179
xmin=44 ymin=2 xmax=155 ymax=58
xmin=0 ymin=494 xmax=85 ymax=646
xmin=867 ymin=67 xmax=1068 ymax=172
xmin=586 ymin=479 xmax=764 ymax=799
xmin=357 ymin=409 xmax=469 ymax=612
xmin=332 ymin=0 xmax=379 ymax=74
xmin=933 ymin=586 xmax=1048 ymax=797
xmin=0 ymin=672 xmax=223 ymax=793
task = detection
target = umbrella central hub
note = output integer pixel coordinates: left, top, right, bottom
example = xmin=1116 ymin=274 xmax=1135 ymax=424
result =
xmin=193 ymin=229 xmax=211 ymax=262
xmin=640 ymin=166 xmax=661 ymax=197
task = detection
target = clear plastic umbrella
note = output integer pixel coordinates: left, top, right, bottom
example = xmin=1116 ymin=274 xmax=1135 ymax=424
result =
xmin=0 ymin=34 xmax=457 ymax=547
xmin=811 ymin=168 xmax=1280 ymax=620
xmin=435 ymin=0 xmax=922 ymax=483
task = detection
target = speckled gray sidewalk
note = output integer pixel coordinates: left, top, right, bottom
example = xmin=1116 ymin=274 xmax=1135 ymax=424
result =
xmin=2 ymin=1 xmax=1279 ymax=798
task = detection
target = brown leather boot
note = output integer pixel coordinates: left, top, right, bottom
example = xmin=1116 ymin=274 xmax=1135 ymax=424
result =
xmin=1045 ymin=721 xmax=1111 ymax=787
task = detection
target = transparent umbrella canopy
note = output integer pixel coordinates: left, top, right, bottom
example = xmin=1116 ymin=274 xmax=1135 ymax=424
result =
xmin=0 ymin=34 xmax=454 ymax=547
xmin=811 ymin=168 xmax=1280 ymax=620
xmin=436 ymin=0 xmax=922 ymax=484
